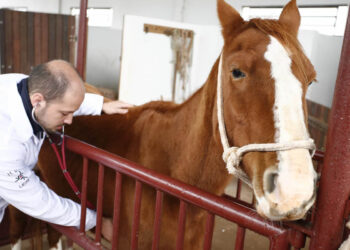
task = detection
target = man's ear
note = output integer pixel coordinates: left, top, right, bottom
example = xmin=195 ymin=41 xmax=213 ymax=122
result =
xmin=30 ymin=93 xmax=46 ymax=108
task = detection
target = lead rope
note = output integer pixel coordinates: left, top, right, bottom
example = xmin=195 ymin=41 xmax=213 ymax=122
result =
xmin=216 ymin=53 xmax=316 ymax=188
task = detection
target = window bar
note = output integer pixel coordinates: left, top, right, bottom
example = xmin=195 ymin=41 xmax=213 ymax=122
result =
xmin=234 ymin=226 xmax=246 ymax=250
xmin=79 ymin=157 xmax=89 ymax=233
xmin=95 ymin=163 xmax=105 ymax=244
xmin=131 ymin=180 xmax=143 ymax=250
xmin=203 ymin=212 xmax=215 ymax=250
xmin=111 ymin=172 xmax=123 ymax=250
xmin=176 ymin=201 xmax=187 ymax=250
xmin=152 ymin=190 xmax=164 ymax=250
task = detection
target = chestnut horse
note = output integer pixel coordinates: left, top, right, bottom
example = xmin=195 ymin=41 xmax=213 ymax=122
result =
xmin=10 ymin=0 xmax=317 ymax=249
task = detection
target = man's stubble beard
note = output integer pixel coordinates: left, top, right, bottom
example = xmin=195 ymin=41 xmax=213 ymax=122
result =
xmin=35 ymin=106 xmax=55 ymax=133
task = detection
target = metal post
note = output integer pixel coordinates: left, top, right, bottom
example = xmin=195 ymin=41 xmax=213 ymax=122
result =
xmin=76 ymin=0 xmax=88 ymax=80
xmin=309 ymin=8 xmax=350 ymax=250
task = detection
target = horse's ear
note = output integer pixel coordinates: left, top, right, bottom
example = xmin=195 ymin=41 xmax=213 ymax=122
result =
xmin=217 ymin=0 xmax=244 ymax=40
xmin=279 ymin=0 xmax=301 ymax=37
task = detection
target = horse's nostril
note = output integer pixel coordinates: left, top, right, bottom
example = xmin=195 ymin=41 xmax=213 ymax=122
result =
xmin=266 ymin=172 xmax=278 ymax=193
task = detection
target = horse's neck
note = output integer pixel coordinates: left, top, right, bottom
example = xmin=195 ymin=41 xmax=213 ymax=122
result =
xmin=166 ymin=59 xmax=232 ymax=195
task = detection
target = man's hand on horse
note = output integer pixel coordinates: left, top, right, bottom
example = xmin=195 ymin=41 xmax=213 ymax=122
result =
xmin=101 ymin=217 xmax=114 ymax=242
xmin=102 ymin=100 xmax=134 ymax=114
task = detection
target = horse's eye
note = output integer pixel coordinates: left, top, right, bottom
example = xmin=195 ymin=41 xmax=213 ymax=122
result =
xmin=308 ymin=81 xmax=313 ymax=86
xmin=232 ymin=69 xmax=246 ymax=79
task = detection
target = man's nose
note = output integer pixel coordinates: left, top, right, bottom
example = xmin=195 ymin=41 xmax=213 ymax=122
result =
xmin=64 ymin=114 xmax=73 ymax=125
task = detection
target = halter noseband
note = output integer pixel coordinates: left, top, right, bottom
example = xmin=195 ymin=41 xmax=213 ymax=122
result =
xmin=216 ymin=53 xmax=316 ymax=188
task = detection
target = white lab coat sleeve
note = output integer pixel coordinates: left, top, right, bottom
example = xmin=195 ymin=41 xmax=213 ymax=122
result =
xmin=0 ymin=144 xmax=96 ymax=230
xmin=74 ymin=93 xmax=103 ymax=116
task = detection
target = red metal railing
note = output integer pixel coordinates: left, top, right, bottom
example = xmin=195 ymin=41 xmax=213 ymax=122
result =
xmin=47 ymin=1 xmax=350 ymax=249
xmin=49 ymin=136 xmax=324 ymax=250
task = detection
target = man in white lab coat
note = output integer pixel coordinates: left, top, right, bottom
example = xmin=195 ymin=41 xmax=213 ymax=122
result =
xmin=0 ymin=60 xmax=132 ymax=242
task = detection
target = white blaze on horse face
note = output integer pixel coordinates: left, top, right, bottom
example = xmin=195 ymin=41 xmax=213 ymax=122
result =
xmin=257 ymin=36 xmax=316 ymax=219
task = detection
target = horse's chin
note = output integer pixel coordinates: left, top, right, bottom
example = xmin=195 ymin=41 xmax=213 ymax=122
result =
xmin=255 ymin=194 xmax=316 ymax=221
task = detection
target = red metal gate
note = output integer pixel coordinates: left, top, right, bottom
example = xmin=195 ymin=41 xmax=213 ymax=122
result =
xmin=48 ymin=135 xmax=324 ymax=250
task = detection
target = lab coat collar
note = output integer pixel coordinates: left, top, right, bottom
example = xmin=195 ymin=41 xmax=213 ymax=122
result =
xmin=17 ymin=78 xmax=44 ymax=138
xmin=8 ymin=78 xmax=35 ymax=142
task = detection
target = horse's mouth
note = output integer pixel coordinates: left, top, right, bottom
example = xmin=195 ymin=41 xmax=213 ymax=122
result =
xmin=256 ymin=191 xmax=316 ymax=221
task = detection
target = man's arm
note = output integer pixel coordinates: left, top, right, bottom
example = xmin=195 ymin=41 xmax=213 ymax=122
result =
xmin=74 ymin=93 xmax=134 ymax=116
xmin=0 ymin=144 xmax=96 ymax=230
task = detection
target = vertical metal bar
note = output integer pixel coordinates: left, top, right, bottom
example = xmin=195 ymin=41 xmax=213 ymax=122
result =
xmin=309 ymin=8 xmax=350 ymax=250
xmin=236 ymin=180 xmax=242 ymax=199
xmin=288 ymin=229 xmax=306 ymax=250
xmin=203 ymin=212 xmax=215 ymax=250
xmin=269 ymin=233 xmax=289 ymax=250
xmin=235 ymin=226 xmax=246 ymax=250
xmin=176 ymin=201 xmax=187 ymax=250
xmin=76 ymin=0 xmax=88 ymax=79
xmin=79 ymin=157 xmax=89 ymax=233
xmin=152 ymin=190 xmax=164 ymax=250
xmin=131 ymin=181 xmax=143 ymax=250
xmin=111 ymin=172 xmax=122 ymax=250
xmin=95 ymin=163 xmax=105 ymax=244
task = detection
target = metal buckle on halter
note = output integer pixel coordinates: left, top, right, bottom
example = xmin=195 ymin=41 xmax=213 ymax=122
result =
xmin=75 ymin=191 xmax=80 ymax=195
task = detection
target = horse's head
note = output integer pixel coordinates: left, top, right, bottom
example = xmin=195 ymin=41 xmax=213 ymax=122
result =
xmin=217 ymin=0 xmax=317 ymax=220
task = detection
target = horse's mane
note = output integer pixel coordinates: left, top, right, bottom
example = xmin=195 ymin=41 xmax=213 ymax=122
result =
xmin=249 ymin=18 xmax=312 ymax=83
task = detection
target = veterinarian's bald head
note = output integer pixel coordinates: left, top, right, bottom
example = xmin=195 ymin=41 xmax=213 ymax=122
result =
xmin=46 ymin=60 xmax=85 ymax=99
xmin=28 ymin=59 xmax=85 ymax=103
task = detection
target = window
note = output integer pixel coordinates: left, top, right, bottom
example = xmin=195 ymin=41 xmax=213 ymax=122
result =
xmin=241 ymin=6 xmax=349 ymax=36
xmin=71 ymin=8 xmax=113 ymax=27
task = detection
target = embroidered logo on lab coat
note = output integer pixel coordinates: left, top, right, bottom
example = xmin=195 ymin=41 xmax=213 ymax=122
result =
xmin=7 ymin=170 xmax=29 ymax=188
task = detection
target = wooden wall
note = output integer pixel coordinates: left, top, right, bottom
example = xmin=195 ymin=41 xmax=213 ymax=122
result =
xmin=307 ymin=99 xmax=330 ymax=151
xmin=0 ymin=9 xmax=76 ymax=75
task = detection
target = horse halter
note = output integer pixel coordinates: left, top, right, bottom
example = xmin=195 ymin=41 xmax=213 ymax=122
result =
xmin=216 ymin=53 xmax=316 ymax=188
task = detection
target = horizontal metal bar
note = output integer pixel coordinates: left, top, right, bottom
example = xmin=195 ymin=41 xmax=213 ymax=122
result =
xmin=64 ymin=136 xmax=288 ymax=237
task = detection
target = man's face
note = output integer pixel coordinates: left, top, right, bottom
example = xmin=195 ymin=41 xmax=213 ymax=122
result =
xmin=35 ymin=89 xmax=84 ymax=132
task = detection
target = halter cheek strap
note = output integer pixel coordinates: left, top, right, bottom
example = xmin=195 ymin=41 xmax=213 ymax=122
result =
xmin=216 ymin=53 xmax=316 ymax=188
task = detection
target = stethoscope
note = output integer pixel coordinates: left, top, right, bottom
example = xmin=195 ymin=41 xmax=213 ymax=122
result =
xmin=31 ymin=105 xmax=95 ymax=209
